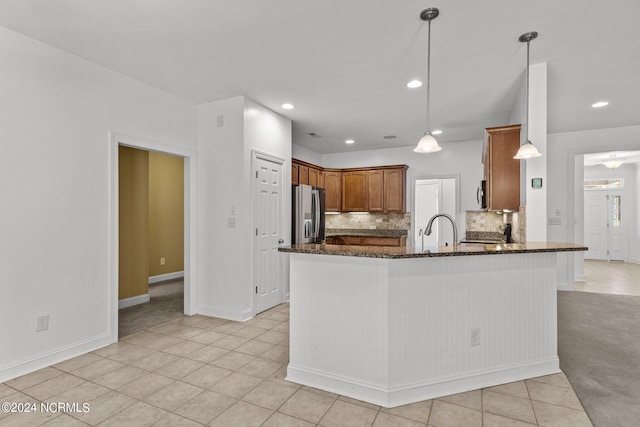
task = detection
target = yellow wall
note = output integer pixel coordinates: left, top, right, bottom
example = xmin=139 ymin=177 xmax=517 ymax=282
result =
xmin=118 ymin=146 xmax=149 ymax=300
xmin=148 ymin=151 xmax=184 ymax=277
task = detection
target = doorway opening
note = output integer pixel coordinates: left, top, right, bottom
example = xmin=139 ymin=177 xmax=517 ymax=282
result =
xmin=118 ymin=146 xmax=185 ymax=337
xmin=573 ymin=149 xmax=640 ymax=296
xmin=412 ymin=176 xmax=458 ymax=249
xmin=109 ymin=132 xmax=196 ymax=343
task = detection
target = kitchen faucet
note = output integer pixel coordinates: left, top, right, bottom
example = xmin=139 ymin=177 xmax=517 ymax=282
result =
xmin=425 ymin=213 xmax=458 ymax=248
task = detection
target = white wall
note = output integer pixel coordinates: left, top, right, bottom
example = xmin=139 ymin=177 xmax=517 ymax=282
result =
xmin=508 ymin=63 xmax=547 ymax=241
xmin=320 ymin=140 xmax=485 ymax=241
xmin=197 ymin=97 xmax=291 ymax=320
xmin=547 ymin=125 xmax=640 ymax=288
xmin=0 ymin=27 xmax=197 ymax=381
xmin=292 ymin=143 xmax=322 ymax=165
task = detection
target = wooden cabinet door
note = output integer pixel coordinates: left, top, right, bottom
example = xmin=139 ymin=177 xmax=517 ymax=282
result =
xmin=292 ymin=163 xmax=299 ymax=185
xmin=309 ymin=168 xmax=318 ymax=187
xmin=367 ymin=170 xmax=384 ymax=212
xmin=486 ymin=125 xmax=520 ymax=211
xmin=384 ymin=168 xmax=406 ymax=212
xmin=298 ymin=165 xmax=309 ymax=185
xmin=342 ymin=171 xmax=368 ymax=212
xmin=324 ymin=170 xmax=342 ymax=212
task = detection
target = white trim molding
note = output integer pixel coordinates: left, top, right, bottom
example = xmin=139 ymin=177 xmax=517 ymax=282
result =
xmin=0 ymin=333 xmax=112 ymax=383
xmin=198 ymin=304 xmax=253 ymax=322
xmin=149 ymin=271 xmax=184 ymax=284
xmin=118 ymin=294 xmax=150 ymax=310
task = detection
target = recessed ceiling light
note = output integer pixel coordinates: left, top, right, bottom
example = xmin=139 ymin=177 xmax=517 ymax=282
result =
xmin=592 ymin=101 xmax=609 ymax=108
xmin=383 ymin=135 xmax=397 ymax=139
xmin=407 ymin=80 xmax=423 ymax=88
xmin=431 ymin=130 xmax=443 ymax=135
xmin=282 ymin=103 xmax=295 ymax=109
xmin=345 ymin=139 xmax=355 ymax=144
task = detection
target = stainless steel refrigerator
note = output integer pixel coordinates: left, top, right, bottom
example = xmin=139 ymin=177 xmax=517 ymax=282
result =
xmin=293 ymin=184 xmax=325 ymax=244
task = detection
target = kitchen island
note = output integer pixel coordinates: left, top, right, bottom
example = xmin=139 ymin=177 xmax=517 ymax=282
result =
xmin=279 ymin=242 xmax=587 ymax=408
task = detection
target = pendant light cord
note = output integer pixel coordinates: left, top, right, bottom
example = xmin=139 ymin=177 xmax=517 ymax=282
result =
xmin=426 ymin=18 xmax=432 ymax=133
xmin=525 ymin=39 xmax=530 ymax=142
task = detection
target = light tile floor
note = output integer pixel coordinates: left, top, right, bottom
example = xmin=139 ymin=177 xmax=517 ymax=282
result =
xmin=574 ymin=259 xmax=640 ymax=296
xmin=1 ymin=304 xmax=593 ymax=426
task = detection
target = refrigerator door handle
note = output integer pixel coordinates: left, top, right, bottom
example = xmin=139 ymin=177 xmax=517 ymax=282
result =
xmin=313 ymin=190 xmax=320 ymax=239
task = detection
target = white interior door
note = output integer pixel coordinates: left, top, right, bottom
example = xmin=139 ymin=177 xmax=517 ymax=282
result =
xmin=584 ymin=190 xmax=608 ymax=260
xmin=415 ymin=181 xmax=439 ymax=249
xmin=254 ymin=154 xmax=284 ymax=314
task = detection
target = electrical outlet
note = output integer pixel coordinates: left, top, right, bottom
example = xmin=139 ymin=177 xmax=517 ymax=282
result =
xmin=37 ymin=315 xmax=49 ymax=332
xmin=160 ymin=257 xmax=166 ymax=265
xmin=227 ymin=217 xmax=236 ymax=228
xmin=470 ymin=328 xmax=480 ymax=346
xmin=548 ymin=218 xmax=561 ymax=226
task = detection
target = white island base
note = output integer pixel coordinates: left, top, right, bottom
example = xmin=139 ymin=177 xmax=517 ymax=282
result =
xmin=286 ymin=251 xmax=560 ymax=408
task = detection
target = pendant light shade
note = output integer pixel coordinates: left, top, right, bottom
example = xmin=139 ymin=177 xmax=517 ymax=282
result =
xmin=414 ymin=8 xmax=440 ymax=154
xmin=603 ymin=155 xmax=624 ymax=169
xmin=413 ymin=132 xmax=442 ymax=153
xmin=514 ymin=31 xmax=542 ymax=160
xmin=513 ymin=140 xmax=541 ymax=159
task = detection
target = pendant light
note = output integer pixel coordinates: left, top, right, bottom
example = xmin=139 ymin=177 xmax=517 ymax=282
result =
xmin=514 ymin=31 xmax=542 ymax=160
xmin=414 ymin=8 xmax=442 ymax=153
xmin=603 ymin=155 xmax=625 ymax=169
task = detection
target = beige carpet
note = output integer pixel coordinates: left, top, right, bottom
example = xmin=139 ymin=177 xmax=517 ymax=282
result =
xmin=119 ymin=279 xmax=184 ymax=338
xmin=558 ymin=290 xmax=640 ymax=427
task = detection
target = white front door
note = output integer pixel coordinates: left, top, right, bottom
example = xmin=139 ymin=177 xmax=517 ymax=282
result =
xmin=584 ymin=190 xmax=608 ymax=260
xmin=608 ymin=191 xmax=627 ymax=261
xmin=253 ymin=153 xmax=284 ymax=314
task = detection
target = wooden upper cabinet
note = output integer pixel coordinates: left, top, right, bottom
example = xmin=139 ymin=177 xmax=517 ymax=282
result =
xmin=342 ymin=171 xmax=368 ymax=212
xmin=291 ymin=158 xmax=407 ymax=213
xmin=323 ymin=170 xmax=342 ymax=212
xmin=309 ymin=167 xmax=319 ymax=187
xmin=367 ymin=170 xmax=384 ymax=212
xmin=485 ymin=125 xmax=521 ymax=211
xmin=384 ymin=167 xmax=407 ymax=212
xmin=298 ymin=165 xmax=309 ymax=185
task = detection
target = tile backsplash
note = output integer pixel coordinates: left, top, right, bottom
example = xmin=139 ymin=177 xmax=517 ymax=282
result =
xmin=465 ymin=207 xmax=526 ymax=243
xmin=325 ymin=212 xmax=411 ymax=230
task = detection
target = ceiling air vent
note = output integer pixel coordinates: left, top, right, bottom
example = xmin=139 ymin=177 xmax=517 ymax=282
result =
xmin=308 ymin=132 xmax=322 ymax=138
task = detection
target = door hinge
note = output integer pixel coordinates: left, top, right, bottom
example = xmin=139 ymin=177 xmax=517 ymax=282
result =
xmin=256 ymin=228 xmax=258 ymax=236
xmin=607 ymin=250 xmax=610 ymax=255
xmin=256 ymin=171 xmax=258 ymax=178
xmin=255 ymin=286 xmax=258 ymax=294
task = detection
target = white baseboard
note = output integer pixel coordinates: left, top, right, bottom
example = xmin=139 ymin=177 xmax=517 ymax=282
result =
xmin=149 ymin=271 xmax=184 ymax=284
xmin=574 ymin=275 xmax=585 ymax=282
xmin=557 ymin=282 xmax=572 ymax=291
xmin=287 ymin=357 xmax=559 ymax=408
xmin=0 ymin=333 xmax=112 ymax=383
xmin=198 ymin=304 xmax=253 ymax=322
xmin=118 ymin=294 xmax=150 ymax=310
xmin=629 ymin=258 xmax=640 ymax=265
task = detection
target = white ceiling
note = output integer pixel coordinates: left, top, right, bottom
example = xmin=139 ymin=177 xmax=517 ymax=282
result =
xmin=584 ymin=151 xmax=640 ymax=167
xmin=1 ymin=0 xmax=639 ymax=154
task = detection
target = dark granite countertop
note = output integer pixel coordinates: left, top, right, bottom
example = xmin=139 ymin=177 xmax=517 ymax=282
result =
xmin=279 ymin=242 xmax=587 ymax=259
xmin=325 ymin=228 xmax=408 ymax=238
